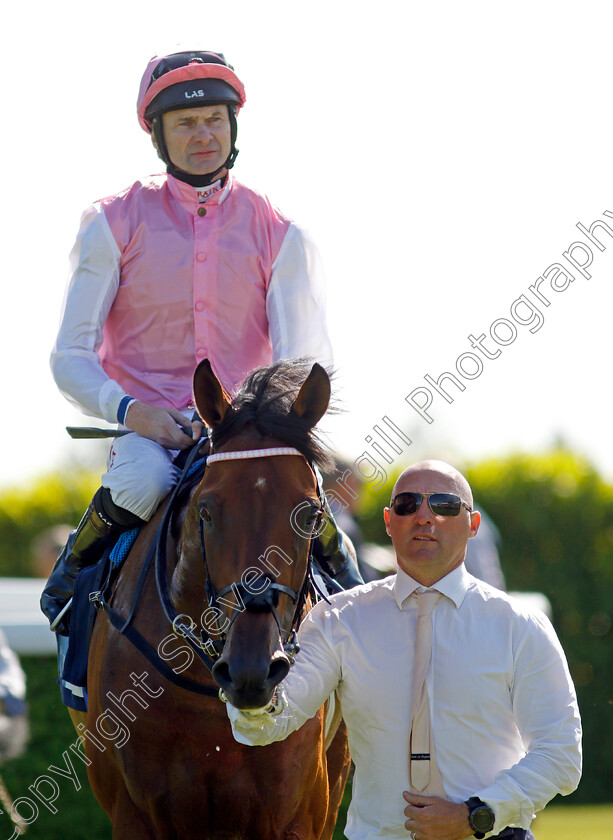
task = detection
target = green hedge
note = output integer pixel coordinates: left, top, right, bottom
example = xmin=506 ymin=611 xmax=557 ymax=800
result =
xmin=467 ymin=451 xmax=613 ymax=805
xmin=354 ymin=448 xmax=612 ymax=804
xmin=0 ymin=472 xmax=98 ymax=577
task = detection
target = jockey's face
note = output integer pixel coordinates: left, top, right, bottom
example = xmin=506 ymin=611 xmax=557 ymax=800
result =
xmin=155 ymin=105 xmax=232 ymax=176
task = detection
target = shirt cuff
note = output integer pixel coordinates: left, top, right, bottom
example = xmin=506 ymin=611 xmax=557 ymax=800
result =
xmin=117 ymin=396 xmax=137 ymax=426
xmin=99 ymin=379 xmax=129 ymax=424
xmin=475 ymin=783 xmax=535 ymax=833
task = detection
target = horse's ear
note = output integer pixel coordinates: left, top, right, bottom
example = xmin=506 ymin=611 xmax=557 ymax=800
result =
xmin=193 ymin=359 xmax=232 ymax=428
xmin=290 ymin=363 xmax=331 ymax=428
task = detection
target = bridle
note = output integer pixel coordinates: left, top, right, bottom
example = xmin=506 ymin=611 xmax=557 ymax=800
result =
xmin=193 ymin=446 xmax=325 ymax=664
xmin=144 ymin=439 xmax=327 ymax=692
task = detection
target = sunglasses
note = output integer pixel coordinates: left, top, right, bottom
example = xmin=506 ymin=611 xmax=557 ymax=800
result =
xmin=389 ymin=492 xmax=472 ymax=517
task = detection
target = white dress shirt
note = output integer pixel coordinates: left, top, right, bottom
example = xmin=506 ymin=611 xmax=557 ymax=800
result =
xmin=228 ymin=564 xmax=582 ymax=840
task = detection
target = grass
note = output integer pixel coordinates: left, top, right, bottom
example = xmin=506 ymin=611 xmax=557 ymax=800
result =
xmin=532 ymin=804 xmax=613 ymax=840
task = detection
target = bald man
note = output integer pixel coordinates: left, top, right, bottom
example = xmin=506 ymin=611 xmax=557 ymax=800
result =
xmin=227 ymin=460 xmax=581 ymax=840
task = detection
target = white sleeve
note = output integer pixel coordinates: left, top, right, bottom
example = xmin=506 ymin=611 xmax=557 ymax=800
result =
xmin=50 ymin=204 xmax=127 ymax=422
xmin=476 ymin=612 xmax=582 ymax=833
xmin=227 ymin=609 xmax=341 ymax=746
xmin=266 ymin=223 xmax=333 ymax=370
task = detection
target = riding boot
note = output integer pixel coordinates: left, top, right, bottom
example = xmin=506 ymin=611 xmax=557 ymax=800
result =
xmin=40 ymin=487 xmax=143 ymax=636
xmin=313 ymin=496 xmax=364 ymax=591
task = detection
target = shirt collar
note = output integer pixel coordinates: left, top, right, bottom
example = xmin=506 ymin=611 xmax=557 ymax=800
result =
xmin=195 ymin=179 xmax=224 ymax=203
xmin=393 ymin=563 xmax=470 ymax=610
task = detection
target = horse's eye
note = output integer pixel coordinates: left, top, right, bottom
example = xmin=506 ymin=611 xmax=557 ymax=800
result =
xmin=199 ymin=505 xmax=212 ymax=525
xmin=306 ymin=507 xmax=322 ymax=530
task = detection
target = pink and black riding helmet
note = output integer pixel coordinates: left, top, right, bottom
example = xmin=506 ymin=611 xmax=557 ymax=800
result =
xmin=137 ymin=50 xmax=247 ymax=184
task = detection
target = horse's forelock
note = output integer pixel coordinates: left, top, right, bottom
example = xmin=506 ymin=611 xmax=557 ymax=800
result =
xmin=210 ymin=360 xmax=335 ymax=473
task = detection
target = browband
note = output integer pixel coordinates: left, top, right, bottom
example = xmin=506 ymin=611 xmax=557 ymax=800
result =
xmin=206 ymin=447 xmax=303 ymax=464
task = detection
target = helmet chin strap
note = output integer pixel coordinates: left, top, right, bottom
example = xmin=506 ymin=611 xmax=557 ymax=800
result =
xmin=151 ymin=109 xmax=239 ymax=188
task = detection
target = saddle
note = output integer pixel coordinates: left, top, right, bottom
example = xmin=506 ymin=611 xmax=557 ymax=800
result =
xmin=60 ymin=538 xmax=130 ymax=711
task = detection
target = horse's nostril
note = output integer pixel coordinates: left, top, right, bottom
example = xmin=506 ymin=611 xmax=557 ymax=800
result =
xmin=268 ymin=656 xmax=290 ymax=686
xmin=212 ymin=660 xmax=232 ymax=689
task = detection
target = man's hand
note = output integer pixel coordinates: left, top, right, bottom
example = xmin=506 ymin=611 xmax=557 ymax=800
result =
xmin=124 ymin=402 xmax=204 ymax=449
xmin=403 ymin=793 xmax=472 ymax=840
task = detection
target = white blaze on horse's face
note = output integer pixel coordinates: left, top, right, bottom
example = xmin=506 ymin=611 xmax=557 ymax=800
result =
xmin=254 ymin=476 xmax=267 ymax=491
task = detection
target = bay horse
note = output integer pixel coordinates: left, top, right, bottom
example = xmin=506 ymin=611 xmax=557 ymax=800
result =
xmin=80 ymin=358 xmax=350 ymax=839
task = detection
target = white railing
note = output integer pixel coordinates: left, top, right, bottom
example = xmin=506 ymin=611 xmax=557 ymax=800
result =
xmin=0 ymin=578 xmax=57 ymax=654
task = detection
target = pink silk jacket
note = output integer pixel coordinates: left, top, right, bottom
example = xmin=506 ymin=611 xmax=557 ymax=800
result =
xmin=51 ymin=174 xmax=332 ymax=423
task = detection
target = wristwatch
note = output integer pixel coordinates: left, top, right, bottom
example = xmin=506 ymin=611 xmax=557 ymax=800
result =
xmin=465 ymin=797 xmax=495 ymax=838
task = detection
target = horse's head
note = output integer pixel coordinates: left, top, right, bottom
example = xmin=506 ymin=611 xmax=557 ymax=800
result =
xmin=176 ymin=358 xmax=332 ymax=709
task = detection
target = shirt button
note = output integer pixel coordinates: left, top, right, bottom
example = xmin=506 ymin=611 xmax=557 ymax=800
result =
xmin=196 ymin=252 xmax=207 ymax=262
xmin=196 ymin=347 xmax=207 ymax=357
xmin=197 ymin=207 xmax=207 ymax=217
xmin=195 ymin=301 xmax=205 ymax=312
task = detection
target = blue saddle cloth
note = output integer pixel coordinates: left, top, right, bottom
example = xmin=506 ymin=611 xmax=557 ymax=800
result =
xmin=59 ymin=529 xmax=140 ymax=711
xmin=58 ymin=451 xmax=208 ymax=710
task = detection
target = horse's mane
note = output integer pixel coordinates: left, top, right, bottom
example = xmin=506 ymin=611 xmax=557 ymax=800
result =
xmin=210 ymin=358 xmax=335 ymax=473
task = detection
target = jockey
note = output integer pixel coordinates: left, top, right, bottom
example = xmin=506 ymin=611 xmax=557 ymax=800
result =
xmin=42 ymin=49 xmax=362 ymax=635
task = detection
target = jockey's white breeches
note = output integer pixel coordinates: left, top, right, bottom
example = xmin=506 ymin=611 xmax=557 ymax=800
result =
xmin=101 ymin=433 xmax=180 ymax=521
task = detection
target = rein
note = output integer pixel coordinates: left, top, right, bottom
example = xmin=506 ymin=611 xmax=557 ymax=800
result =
xmin=96 ymin=439 xmax=324 ymax=698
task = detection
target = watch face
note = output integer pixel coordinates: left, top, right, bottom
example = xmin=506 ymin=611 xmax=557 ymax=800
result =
xmin=471 ymin=806 xmax=495 ymax=832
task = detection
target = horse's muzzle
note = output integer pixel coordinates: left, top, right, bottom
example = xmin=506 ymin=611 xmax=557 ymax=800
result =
xmin=212 ymin=645 xmax=291 ymax=710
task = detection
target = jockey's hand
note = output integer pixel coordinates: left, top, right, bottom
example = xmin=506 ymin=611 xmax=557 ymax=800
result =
xmin=124 ymin=402 xmax=203 ymax=449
